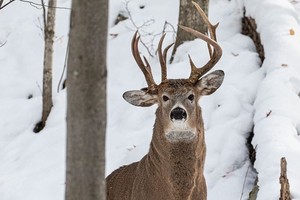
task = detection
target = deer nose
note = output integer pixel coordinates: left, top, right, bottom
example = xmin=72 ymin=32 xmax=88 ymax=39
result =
xmin=170 ymin=107 xmax=187 ymax=121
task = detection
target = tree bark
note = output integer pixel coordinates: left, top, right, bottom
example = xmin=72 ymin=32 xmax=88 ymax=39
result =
xmin=34 ymin=0 xmax=57 ymax=133
xmin=241 ymin=11 xmax=265 ymax=62
xmin=171 ymin=0 xmax=209 ymax=62
xmin=65 ymin=0 xmax=107 ymax=199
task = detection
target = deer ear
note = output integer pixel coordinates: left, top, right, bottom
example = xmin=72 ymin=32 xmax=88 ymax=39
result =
xmin=196 ymin=70 xmax=224 ymax=96
xmin=123 ymin=90 xmax=158 ymax=107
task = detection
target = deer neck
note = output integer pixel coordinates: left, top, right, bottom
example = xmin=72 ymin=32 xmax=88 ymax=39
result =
xmin=145 ymin=108 xmax=206 ymax=199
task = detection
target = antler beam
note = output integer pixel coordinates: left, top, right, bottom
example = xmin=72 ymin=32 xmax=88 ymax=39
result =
xmin=157 ymin=34 xmax=174 ymax=82
xmin=181 ymin=1 xmax=222 ymax=84
xmin=131 ymin=31 xmax=157 ymax=93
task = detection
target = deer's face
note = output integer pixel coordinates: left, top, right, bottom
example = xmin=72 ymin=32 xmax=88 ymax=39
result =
xmin=123 ymin=70 xmax=224 ymax=143
xmin=125 ymin=4 xmax=224 ymax=142
xmin=157 ymin=80 xmax=200 ymax=142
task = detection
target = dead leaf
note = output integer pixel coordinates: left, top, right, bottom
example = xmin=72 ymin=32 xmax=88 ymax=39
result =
xmin=289 ymin=29 xmax=295 ymax=35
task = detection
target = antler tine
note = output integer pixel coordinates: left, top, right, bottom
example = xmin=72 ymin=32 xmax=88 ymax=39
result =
xmin=180 ymin=1 xmax=222 ymax=84
xmin=158 ymin=33 xmax=174 ymax=82
xmin=180 ymin=25 xmax=222 ymax=83
xmin=192 ymin=1 xmax=218 ymax=59
xmin=192 ymin=1 xmax=218 ymax=41
xmin=131 ymin=31 xmax=157 ymax=92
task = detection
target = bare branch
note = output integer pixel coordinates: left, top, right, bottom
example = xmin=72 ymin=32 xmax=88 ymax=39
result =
xmin=162 ymin=21 xmax=177 ymax=40
xmin=0 ymin=40 xmax=7 ymax=47
xmin=41 ymin=0 xmax=47 ymax=37
xmin=122 ymin=1 xmax=176 ymax=58
xmin=0 ymin=0 xmax=16 ymax=10
xmin=19 ymin=0 xmax=70 ymax=10
xmin=57 ymin=39 xmax=69 ymax=92
xmin=35 ymin=81 xmax=42 ymax=95
xmin=124 ymin=0 xmax=155 ymax=57
xmin=240 ymin=145 xmax=257 ymax=200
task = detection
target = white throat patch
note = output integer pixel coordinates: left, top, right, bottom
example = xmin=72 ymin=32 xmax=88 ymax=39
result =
xmin=165 ymin=121 xmax=196 ymax=142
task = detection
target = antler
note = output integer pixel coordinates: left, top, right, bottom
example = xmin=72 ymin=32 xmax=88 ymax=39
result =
xmin=132 ymin=31 xmax=174 ymax=91
xmin=131 ymin=31 xmax=157 ymax=93
xmin=180 ymin=1 xmax=222 ymax=84
xmin=157 ymin=34 xmax=174 ymax=82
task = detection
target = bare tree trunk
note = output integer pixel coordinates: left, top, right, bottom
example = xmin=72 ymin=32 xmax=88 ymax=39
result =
xmin=170 ymin=0 xmax=209 ymax=62
xmin=65 ymin=0 xmax=107 ymax=199
xmin=34 ymin=0 xmax=57 ymax=133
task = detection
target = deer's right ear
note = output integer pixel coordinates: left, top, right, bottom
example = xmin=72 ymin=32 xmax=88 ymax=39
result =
xmin=123 ymin=90 xmax=157 ymax=107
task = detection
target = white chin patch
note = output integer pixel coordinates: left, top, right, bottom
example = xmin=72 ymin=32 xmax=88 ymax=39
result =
xmin=165 ymin=120 xmax=195 ymax=142
xmin=165 ymin=131 xmax=196 ymax=143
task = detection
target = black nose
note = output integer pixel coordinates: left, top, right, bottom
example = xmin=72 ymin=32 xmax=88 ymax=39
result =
xmin=170 ymin=107 xmax=187 ymax=120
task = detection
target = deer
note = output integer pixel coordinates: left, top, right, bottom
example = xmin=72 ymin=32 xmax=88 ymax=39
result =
xmin=106 ymin=2 xmax=224 ymax=200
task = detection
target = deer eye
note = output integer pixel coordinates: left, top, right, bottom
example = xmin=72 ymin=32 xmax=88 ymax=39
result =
xmin=162 ymin=95 xmax=169 ymax=102
xmin=188 ymin=94 xmax=194 ymax=101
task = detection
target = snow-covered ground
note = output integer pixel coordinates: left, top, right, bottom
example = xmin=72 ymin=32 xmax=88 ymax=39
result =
xmin=1 ymin=0 xmax=300 ymax=199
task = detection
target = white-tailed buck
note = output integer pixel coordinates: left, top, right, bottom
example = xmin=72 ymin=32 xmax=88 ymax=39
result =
xmin=106 ymin=2 xmax=224 ymax=200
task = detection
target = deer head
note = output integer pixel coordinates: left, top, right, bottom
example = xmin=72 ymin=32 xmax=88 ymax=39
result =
xmin=123 ymin=2 xmax=224 ymax=143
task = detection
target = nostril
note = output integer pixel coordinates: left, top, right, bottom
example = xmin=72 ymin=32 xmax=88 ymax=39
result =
xmin=170 ymin=107 xmax=187 ymax=120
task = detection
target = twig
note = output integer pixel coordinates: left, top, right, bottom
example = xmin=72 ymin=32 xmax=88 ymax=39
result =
xmin=240 ymin=145 xmax=258 ymax=200
xmin=19 ymin=0 xmax=70 ymax=10
xmin=123 ymin=0 xmax=176 ymax=58
xmin=153 ymin=20 xmax=177 ymax=55
xmin=163 ymin=21 xmax=177 ymax=40
xmin=124 ymin=0 xmax=154 ymax=57
xmin=41 ymin=0 xmax=47 ymax=37
xmin=57 ymin=39 xmax=69 ymax=92
xmin=35 ymin=16 xmax=45 ymax=38
xmin=36 ymin=81 xmax=42 ymax=94
xmin=266 ymin=110 xmax=272 ymax=117
xmin=0 ymin=40 xmax=7 ymax=47
xmin=0 ymin=0 xmax=16 ymax=10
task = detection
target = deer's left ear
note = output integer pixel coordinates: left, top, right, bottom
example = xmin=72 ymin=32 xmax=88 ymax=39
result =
xmin=196 ymin=70 xmax=224 ymax=96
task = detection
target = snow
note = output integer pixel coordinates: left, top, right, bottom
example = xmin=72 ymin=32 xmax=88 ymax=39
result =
xmin=1 ymin=0 xmax=300 ymax=199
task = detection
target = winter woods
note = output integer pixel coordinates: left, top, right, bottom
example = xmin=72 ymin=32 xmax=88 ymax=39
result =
xmin=0 ymin=0 xmax=300 ymax=200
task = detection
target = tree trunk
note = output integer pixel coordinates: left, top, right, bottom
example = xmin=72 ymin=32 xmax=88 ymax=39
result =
xmin=171 ymin=0 xmax=209 ymax=62
xmin=34 ymin=0 xmax=56 ymax=133
xmin=65 ymin=0 xmax=108 ymax=199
